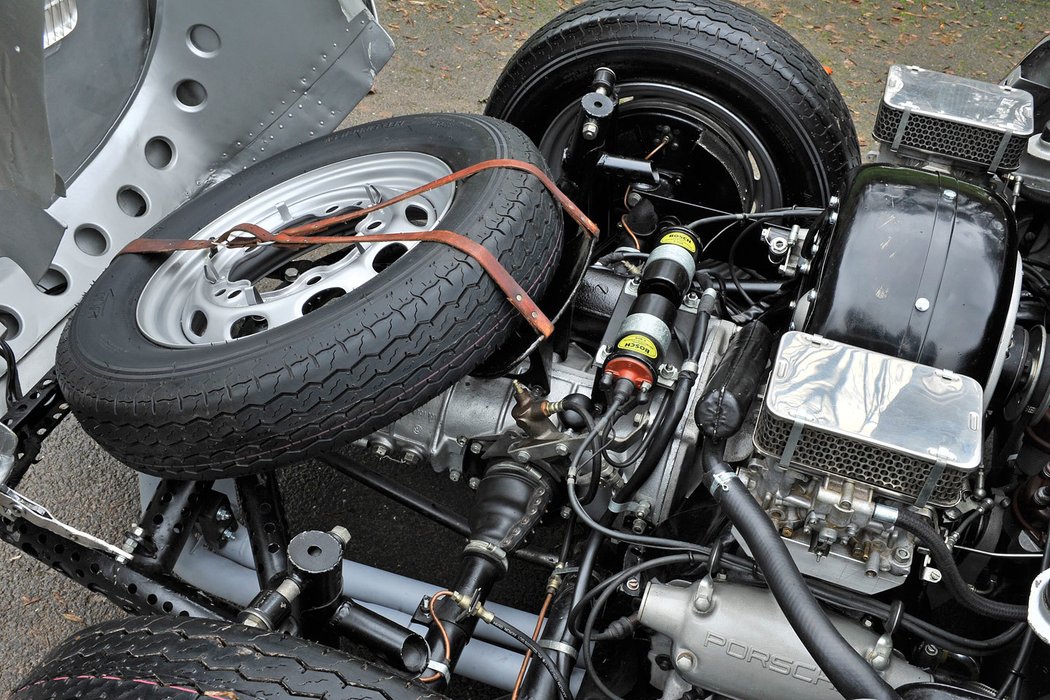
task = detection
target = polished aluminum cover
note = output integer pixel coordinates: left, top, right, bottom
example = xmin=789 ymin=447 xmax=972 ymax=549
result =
xmin=873 ymin=65 xmax=1034 ymax=170
xmin=755 ymin=332 xmax=983 ymax=506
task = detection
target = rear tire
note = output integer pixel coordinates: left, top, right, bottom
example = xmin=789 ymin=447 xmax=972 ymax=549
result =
xmin=56 ymin=114 xmax=563 ymax=479
xmin=12 ymin=615 xmax=441 ymax=700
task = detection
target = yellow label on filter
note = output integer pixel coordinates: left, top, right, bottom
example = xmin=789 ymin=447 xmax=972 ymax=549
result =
xmin=659 ymin=230 xmax=697 ymax=254
xmin=617 ymin=334 xmax=658 ymax=359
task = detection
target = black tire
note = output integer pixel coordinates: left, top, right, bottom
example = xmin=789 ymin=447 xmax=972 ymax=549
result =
xmin=12 ymin=615 xmax=441 ymax=700
xmin=56 ymin=114 xmax=563 ymax=479
xmin=486 ymin=0 xmax=860 ymax=209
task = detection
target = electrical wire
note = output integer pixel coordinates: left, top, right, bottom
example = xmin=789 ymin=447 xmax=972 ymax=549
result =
xmin=418 ymin=590 xmax=454 ymax=683
xmin=727 ymin=220 xmax=762 ymax=307
xmin=487 ymin=613 xmax=573 ymax=700
xmin=950 ymin=545 xmax=1044 ymax=559
xmin=0 ymin=337 xmax=22 ymax=406
xmin=995 ymin=521 xmax=1050 ymax=699
xmin=685 ymin=207 xmax=824 ymax=232
xmin=580 ymin=555 xmax=701 ymax=700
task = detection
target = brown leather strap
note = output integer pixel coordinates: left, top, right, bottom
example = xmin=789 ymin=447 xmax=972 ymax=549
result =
xmin=118 ymin=159 xmax=596 ymax=338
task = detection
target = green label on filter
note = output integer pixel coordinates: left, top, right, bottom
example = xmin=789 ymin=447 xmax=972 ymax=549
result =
xmin=617 ymin=334 xmax=658 ymax=359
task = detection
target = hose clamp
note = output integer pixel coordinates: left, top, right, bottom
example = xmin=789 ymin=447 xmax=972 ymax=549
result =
xmin=539 ymin=640 xmax=579 ymax=658
xmin=464 ymin=539 xmax=510 ymax=571
xmin=708 ymin=471 xmax=738 ymax=494
xmin=426 ymin=660 xmax=451 ymax=678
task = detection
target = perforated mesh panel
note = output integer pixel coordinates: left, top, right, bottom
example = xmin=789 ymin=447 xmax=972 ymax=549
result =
xmin=874 ymin=102 xmax=1028 ymax=170
xmin=755 ymin=408 xmax=967 ymax=507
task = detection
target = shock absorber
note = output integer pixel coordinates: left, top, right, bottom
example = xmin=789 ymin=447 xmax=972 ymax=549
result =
xmin=601 ymin=225 xmax=700 ymax=399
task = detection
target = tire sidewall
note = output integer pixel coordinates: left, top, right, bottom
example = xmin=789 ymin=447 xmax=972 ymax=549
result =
xmin=64 ymin=115 xmax=518 ymax=379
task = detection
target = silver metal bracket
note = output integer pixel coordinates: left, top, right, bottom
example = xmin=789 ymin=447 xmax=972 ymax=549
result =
xmin=915 ymin=447 xmax=951 ymax=508
xmin=0 ymin=484 xmax=132 ymax=561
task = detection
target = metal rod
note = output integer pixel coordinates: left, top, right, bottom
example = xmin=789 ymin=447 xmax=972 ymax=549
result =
xmin=0 ymin=516 xmax=232 ymax=619
xmin=320 ymin=453 xmax=558 ymax=568
xmin=235 ymin=472 xmax=291 ymax=587
xmin=134 ymin=479 xmax=212 ymax=575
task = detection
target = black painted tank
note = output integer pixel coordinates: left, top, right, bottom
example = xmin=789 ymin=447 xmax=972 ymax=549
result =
xmin=804 ymin=164 xmax=1018 ymax=387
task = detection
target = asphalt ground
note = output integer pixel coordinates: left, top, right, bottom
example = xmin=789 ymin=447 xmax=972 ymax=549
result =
xmin=2 ymin=0 xmax=1047 ymax=691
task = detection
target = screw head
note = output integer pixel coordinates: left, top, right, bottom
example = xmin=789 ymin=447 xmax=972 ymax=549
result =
xmin=625 ymin=577 xmax=640 ymax=592
xmin=469 ymin=442 xmax=483 ymax=454
xmin=403 ymin=451 xmax=422 ymax=466
xmin=894 ymin=547 xmax=911 ymax=562
xmin=914 ymin=297 xmax=931 ymax=312
xmin=448 ymin=469 xmax=461 ymax=483
xmin=555 ymin=443 xmax=569 ymax=456
xmin=943 ymin=189 xmax=957 ymax=201
xmin=515 ymin=450 xmax=531 ymax=463
xmin=371 ymin=443 xmax=389 ymax=458
xmin=560 ymin=506 xmax=572 ymax=519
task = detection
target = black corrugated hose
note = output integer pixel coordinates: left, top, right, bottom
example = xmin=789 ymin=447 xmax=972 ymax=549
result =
xmin=700 ymin=442 xmax=900 ymax=700
xmin=892 ymin=508 xmax=1029 ymax=622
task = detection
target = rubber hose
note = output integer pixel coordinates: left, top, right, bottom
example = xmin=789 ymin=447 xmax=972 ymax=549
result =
xmin=701 ymin=445 xmax=900 ymax=700
xmin=894 ymin=509 xmax=1029 ymax=621
xmin=614 ymin=308 xmax=710 ymax=505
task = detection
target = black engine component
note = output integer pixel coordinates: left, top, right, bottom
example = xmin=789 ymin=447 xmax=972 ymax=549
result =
xmin=804 ymin=164 xmax=1018 ymax=389
xmin=696 ymin=321 xmax=774 ymax=439
xmin=602 ymin=226 xmax=700 ymax=393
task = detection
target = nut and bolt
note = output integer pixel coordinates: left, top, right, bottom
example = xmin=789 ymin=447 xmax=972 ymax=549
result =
xmin=469 ymin=442 xmax=483 ymax=455
xmin=448 ymin=468 xmax=462 ymax=483
xmin=284 ymin=267 xmax=299 ymax=281
xmin=581 ymin=120 xmax=599 ymax=140
xmin=626 ymin=191 xmax=642 ymax=207
xmin=515 ymin=450 xmax=531 ymax=463
xmin=632 ymin=518 xmax=647 ymax=534
xmin=894 ymin=547 xmax=912 ymax=562
xmin=220 ymin=527 xmax=237 ymax=543
xmin=658 ymin=364 xmax=677 ymax=381
xmin=674 ymin=651 xmax=696 ymax=672
xmin=214 ymin=506 xmax=232 ymax=523
xmin=328 ymin=525 xmax=352 ymax=547
xmin=560 ymin=506 xmax=572 ymax=519
xmin=468 ymin=477 xmax=481 ymax=490
xmin=555 ymin=443 xmax=569 ymax=456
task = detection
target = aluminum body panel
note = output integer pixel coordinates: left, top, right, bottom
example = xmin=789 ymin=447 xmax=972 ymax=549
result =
xmin=0 ymin=0 xmax=393 ymax=412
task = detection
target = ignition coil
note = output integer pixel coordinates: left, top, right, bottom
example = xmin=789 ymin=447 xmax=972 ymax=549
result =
xmin=601 ymin=225 xmax=700 ymax=397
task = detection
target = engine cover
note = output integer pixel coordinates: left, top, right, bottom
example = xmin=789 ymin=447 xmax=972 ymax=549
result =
xmin=803 ymin=164 xmax=1018 ymax=390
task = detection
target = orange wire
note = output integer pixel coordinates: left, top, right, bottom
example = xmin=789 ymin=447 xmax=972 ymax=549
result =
xmin=511 ymin=590 xmax=555 ymax=700
xmin=644 ymin=135 xmax=671 ymax=161
xmin=620 ymin=215 xmax=641 ymax=250
xmin=418 ymin=590 xmax=455 ymax=684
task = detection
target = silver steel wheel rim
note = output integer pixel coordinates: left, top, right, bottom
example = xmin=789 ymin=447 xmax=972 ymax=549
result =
xmin=136 ymin=152 xmax=454 ymax=347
